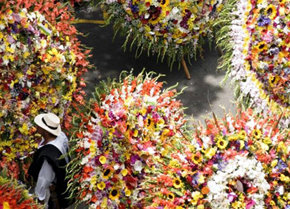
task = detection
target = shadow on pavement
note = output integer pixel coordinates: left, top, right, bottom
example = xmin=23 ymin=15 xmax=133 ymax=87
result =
xmin=75 ymin=8 xmax=236 ymax=120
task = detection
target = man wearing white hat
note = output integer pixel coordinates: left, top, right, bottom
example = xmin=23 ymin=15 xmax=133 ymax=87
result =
xmin=28 ymin=112 xmax=72 ymax=209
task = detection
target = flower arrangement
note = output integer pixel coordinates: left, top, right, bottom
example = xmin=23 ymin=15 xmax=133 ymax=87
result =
xmin=0 ymin=0 xmax=89 ymax=178
xmin=100 ymin=0 xmax=224 ymax=67
xmin=67 ymin=71 xmax=189 ymax=208
xmin=215 ymin=0 xmax=289 ymax=126
xmin=0 ymin=173 xmax=42 ymax=209
xmin=0 ymin=0 xmax=90 ymax=179
xmin=142 ymin=108 xmax=289 ymax=208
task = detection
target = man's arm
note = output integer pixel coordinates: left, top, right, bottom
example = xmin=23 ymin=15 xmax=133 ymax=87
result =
xmin=35 ymin=159 xmax=55 ymax=204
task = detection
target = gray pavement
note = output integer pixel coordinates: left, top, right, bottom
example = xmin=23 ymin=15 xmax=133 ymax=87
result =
xmin=75 ymin=8 xmax=236 ymax=123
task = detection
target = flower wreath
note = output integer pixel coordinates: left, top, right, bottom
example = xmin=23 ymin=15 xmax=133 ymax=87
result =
xmin=142 ymin=108 xmax=289 ymax=209
xmin=215 ymin=0 xmax=289 ymax=126
xmin=0 ymin=174 xmax=42 ymax=209
xmin=67 ymin=71 xmax=189 ymax=208
xmin=100 ymin=0 xmax=224 ymax=67
xmin=0 ymin=0 xmax=90 ymax=179
xmin=206 ymin=155 xmax=269 ymax=208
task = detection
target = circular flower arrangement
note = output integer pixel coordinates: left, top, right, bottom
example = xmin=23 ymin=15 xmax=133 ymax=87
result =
xmin=215 ymin=0 xmax=290 ymax=126
xmin=100 ymin=0 xmax=224 ymax=66
xmin=0 ymin=174 xmax=42 ymax=209
xmin=142 ymin=109 xmax=289 ymax=208
xmin=67 ymin=71 xmax=189 ymax=208
xmin=0 ymin=0 xmax=90 ymax=169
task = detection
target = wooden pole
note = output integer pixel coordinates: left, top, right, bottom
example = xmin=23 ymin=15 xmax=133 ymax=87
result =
xmin=181 ymin=57 xmax=191 ymax=80
xmin=72 ymin=19 xmax=105 ymax=25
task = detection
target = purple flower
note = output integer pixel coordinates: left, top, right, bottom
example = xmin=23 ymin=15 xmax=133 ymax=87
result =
xmin=257 ymin=15 xmax=271 ymax=26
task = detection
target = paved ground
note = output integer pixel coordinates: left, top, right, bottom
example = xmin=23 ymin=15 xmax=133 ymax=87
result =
xmin=75 ymin=7 xmax=237 ymax=124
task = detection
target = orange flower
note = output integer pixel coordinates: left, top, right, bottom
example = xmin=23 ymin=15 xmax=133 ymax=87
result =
xmin=201 ymin=186 xmax=209 ymax=195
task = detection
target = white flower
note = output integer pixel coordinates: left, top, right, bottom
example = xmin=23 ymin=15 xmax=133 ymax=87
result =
xmin=133 ymin=160 xmax=143 ymax=172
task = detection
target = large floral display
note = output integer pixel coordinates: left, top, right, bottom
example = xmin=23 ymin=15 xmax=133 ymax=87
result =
xmin=141 ymin=109 xmax=289 ymax=208
xmin=0 ymin=173 xmax=42 ymax=209
xmin=0 ymin=0 xmax=90 ymax=178
xmin=100 ymin=0 xmax=224 ymax=67
xmin=67 ymin=71 xmax=190 ymax=208
xmin=215 ymin=0 xmax=289 ymax=126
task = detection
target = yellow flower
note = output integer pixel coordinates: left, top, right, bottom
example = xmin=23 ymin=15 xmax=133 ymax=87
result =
xmin=173 ymin=177 xmax=182 ymax=188
xmin=99 ymin=156 xmax=107 ymax=164
xmin=191 ymin=191 xmax=203 ymax=201
xmin=3 ymin=202 xmax=10 ymax=209
xmin=197 ymin=205 xmax=204 ymax=209
xmin=101 ymin=197 xmax=107 ymax=208
xmin=205 ymin=148 xmax=216 ymax=159
xmin=124 ymin=187 xmax=131 ymax=196
xmin=263 ymin=137 xmax=272 ymax=144
xmin=103 ymin=168 xmax=113 ymax=180
xmin=268 ymin=75 xmax=280 ymax=87
xmin=90 ymin=175 xmax=97 ymax=185
xmin=271 ymin=159 xmax=278 ymax=167
xmin=251 ymin=129 xmax=262 ymax=139
xmin=109 ymin=187 xmax=120 ymax=201
xmin=192 ymin=153 xmax=203 ymax=164
xmin=121 ymin=169 xmax=128 ymax=176
xmin=265 ymin=4 xmax=277 ymax=19
xmin=256 ymin=41 xmax=268 ymax=52
xmin=167 ymin=192 xmax=175 ymax=201
xmin=19 ymin=123 xmax=29 ymax=135
xmin=228 ymin=134 xmax=238 ymax=141
xmin=217 ymin=138 xmax=228 ymax=149
xmin=238 ymin=130 xmax=247 ymax=140
xmin=97 ymin=182 xmax=106 ymax=190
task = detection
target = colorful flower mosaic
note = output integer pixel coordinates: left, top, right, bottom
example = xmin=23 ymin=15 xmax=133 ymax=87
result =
xmin=100 ymin=0 xmax=224 ymax=67
xmin=215 ymin=0 xmax=290 ymax=126
xmin=142 ymin=109 xmax=290 ymax=208
xmin=67 ymin=71 xmax=189 ymax=208
xmin=0 ymin=0 xmax=90 ymax=166
xmin=0 ymin=174 xmax=42 ymax=209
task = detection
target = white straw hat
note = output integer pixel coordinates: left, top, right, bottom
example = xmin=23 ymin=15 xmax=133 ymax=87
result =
xmin=34 ymin=112 xmax=61 ymax=136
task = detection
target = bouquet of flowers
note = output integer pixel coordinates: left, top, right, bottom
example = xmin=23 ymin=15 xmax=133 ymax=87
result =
xmin=0 ymin=0 xmax=90 ymax=178
xmin=215 ymin=0 xmax=289 ymax=126
xmin=0 ymin=173 xmax=42 ymax=209
xmin=67 ymin=71 xmax=190 ymax=208
xmin=100 ymin=0 xmax=224 ymax=67
xmin=142 ymin=108 xmax=289 ymax=208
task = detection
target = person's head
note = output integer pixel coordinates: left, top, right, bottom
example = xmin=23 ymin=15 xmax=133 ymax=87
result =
xmin=34 ymin=112 xmax=61 ymax=138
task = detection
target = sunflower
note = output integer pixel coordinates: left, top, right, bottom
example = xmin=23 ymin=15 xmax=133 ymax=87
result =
xmin=256 ymin=41 xmax=268 ymax=52
xmin=109 ymin=187 xmax=120 ymax=201
xmin=192 ymin=152 xmax=203 ymax=164
xmin=103 ymin=168 xmax=113 ymax=180
xmin=238 ymin=130 xmax=247 ymax=140
xmin=159 ymin=0 xmax=169 ymax=8
xmin=251 ymin=129 xmax=262 ymax=139
xmin=173 ymin=177 xmax=182 ymax=188
xmin=268 ymin=74 xmax=280 ymax=87
xmin=97 ymin=182 xmax=106 ymax=190
xmin=265 ymin=4 xmax=277 ymax=19
xmin=167 ymin=192 xmax=175 ymax=201
xmin=217 ymin=138 xmax=228 ymax=149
